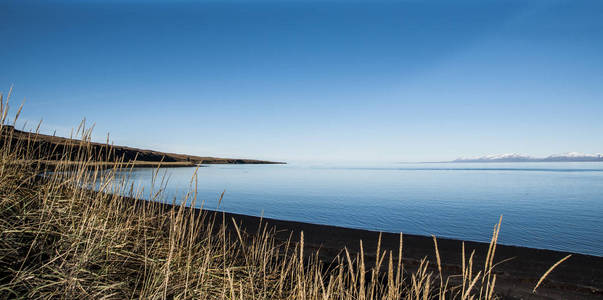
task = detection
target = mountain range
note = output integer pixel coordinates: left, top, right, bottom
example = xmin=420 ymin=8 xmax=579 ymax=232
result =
xmin=453 ymin=152 xmax=603 ymax=162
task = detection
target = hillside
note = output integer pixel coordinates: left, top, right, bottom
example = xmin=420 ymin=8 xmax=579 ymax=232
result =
xmin=0 ymin=125 xmax=283 ymax=166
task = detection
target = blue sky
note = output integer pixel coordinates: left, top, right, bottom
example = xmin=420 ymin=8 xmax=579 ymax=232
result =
xmin=1 ymin=0 xmax=602 ymax=162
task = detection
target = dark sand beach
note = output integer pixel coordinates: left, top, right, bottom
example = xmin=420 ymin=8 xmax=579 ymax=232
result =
xmin=141 ymin=198 xmax=603 ymax=300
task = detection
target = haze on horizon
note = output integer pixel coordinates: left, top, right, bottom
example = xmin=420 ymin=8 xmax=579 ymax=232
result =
xmin=1 ymin=0 xmax=602 ymax=163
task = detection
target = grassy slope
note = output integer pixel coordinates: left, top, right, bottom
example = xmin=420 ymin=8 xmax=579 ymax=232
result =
xmin=1 ymin=125 xmax=284 ymax=166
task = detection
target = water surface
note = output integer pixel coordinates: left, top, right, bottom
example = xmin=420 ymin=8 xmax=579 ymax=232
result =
xmin=114 ymin=162 xmax=603 ymax=257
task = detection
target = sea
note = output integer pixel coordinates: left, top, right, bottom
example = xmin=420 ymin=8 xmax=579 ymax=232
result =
xmin=110 ymin=162 xmax=603 ymax=257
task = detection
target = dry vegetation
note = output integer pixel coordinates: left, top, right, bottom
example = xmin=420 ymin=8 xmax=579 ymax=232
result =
xmin=0 ymin=90 xmax=566 ymax=299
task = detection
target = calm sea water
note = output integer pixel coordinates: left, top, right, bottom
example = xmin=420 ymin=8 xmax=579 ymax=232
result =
xmin=114 ymin=162 xmax=603 ymax=257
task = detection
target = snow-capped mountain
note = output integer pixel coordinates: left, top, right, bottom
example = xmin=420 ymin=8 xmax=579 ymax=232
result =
xmin=453 ymin=153 xmax=533 ymax=162
xmin=453 ymin=152 xmax=603 ymax=162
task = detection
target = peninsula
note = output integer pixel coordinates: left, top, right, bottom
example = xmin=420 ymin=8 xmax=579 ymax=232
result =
xmin=0 ymin=125 xmax=284 ymax=167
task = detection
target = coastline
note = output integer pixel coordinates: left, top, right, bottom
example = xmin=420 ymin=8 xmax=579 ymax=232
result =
xmin=139 ymin=197 xmax=603 ymax=299
xmin=4 ymin=124 xmax=601 ymax=298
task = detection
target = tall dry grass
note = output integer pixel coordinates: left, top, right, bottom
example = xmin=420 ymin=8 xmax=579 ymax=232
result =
xmin=0 ymin=89 xmax=567 ymax=299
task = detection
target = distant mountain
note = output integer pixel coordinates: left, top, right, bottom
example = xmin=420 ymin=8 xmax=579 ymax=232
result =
xmin=454 ymin=153 xmax=533 ymax=162
xmin=543 ymin=152 xmax=603 ymax=162
xmin=453 ymin=152 xmax=603 ymax=163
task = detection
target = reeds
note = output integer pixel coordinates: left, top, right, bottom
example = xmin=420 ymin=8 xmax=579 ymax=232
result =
xmin=0 ymin=90 xmax=569 ymax=299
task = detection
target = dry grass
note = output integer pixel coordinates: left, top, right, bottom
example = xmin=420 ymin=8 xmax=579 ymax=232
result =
xmin=0 ymin=90 xmax=567 ymax=299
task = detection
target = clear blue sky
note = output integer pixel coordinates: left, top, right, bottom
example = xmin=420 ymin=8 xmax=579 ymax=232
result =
xmin=1 ymin=0 xmax=602 ymax=162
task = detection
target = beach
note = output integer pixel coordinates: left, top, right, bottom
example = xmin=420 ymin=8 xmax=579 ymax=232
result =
xmin=161 ymin=203 xmax=603 ymax=299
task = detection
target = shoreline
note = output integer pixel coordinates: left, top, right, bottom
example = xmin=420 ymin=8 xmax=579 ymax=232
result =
xmin=150 ymin=201 xmax=602 ymax=299
xmin=5 ymin=124 xmax=601 ymax=298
